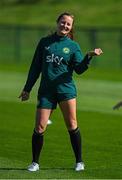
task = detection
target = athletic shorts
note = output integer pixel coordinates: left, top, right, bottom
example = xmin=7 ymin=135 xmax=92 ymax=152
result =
xmin=37 ymin=93 xmax=76 ymax=109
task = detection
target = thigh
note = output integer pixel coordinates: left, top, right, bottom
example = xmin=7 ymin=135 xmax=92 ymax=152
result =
xmin=59 ymin=98 xmax=77 ymax=130
xmin=35 ymin=108 xmax=53 ymax=133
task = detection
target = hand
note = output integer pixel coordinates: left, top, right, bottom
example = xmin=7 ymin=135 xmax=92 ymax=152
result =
xmin=113 ymin=101 xmax=122 ymax=110
xmin=88 ymin=48 xmax=103 ymax=57
xmin=19 ymin=91 xmax=30 ymax=101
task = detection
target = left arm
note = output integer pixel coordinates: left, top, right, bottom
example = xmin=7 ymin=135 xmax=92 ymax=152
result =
xmin=74 ymin=48 xmax=103 ymax=74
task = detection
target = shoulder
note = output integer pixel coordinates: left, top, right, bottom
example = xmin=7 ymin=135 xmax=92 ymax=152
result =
xmin=67 ymin=38 xmax=81 ymax=51
xmin=37 ymin=34 xmax=54 ymax=47
xmin=38 ymin=35 xmax=51 ymax=43
xmin=67 ymin=38 xmax=80 ymax=46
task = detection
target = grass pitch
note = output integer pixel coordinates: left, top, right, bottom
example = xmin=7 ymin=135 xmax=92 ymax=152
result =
xmin=0 ymin=67 xmax=122 ymax=179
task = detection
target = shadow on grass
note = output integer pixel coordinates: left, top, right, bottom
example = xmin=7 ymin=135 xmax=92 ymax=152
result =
xmin=0 ymin=167 xmax=73 ymax=171
xmin=0 ymin=168 xmax=27 ymax=171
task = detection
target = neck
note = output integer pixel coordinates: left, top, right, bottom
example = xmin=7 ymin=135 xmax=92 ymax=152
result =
xmin=56 ymin=31 xmax=67 ymax=37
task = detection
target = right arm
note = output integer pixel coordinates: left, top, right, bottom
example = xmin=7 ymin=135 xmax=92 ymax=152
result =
xmin=19 ymin=39 xmax=44 ymax=101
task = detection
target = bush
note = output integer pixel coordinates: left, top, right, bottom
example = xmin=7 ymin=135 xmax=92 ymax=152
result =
xmin=0 ymin=0 xmax=40 ymax=5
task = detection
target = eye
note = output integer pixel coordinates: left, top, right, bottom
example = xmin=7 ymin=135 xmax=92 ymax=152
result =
xmin=61 ymin=21 xmax=65 ymax=25
xmin=67 ymin=23 xmax=71 ymax=26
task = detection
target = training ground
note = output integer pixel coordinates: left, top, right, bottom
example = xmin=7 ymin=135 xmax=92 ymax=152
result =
xmin=0 ymin=67 xmax=122 ymax=179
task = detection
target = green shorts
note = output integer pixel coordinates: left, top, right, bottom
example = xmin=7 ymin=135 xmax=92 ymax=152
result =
xmin=37 ymin=93 xmax=76 ymax=109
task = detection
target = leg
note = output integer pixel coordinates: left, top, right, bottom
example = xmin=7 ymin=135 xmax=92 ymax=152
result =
xmin=32 ymin=109 xmax=52 ymax=164
xmin=28 ymin=93 xmax=57 ymax=171
xmin=59 ymin=98 xmax=77 ymax=131
xmin=35 ymin=108 xmax=53 ymax=133
xmin=59 ymin=98 xmax=82 ymax=164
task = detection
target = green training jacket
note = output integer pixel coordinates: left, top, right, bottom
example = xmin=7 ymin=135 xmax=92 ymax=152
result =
xmin=23 ymin=33 xmax=91 ymax=95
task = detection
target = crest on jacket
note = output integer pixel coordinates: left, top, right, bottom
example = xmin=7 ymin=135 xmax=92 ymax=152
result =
xmin=63 ymin=47 xmax=70 ymax=54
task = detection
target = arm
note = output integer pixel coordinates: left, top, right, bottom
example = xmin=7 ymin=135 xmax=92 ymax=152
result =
xmin=113 ymin=101 xmax=122 ymax=110
xmin=74 ymin=48 xmax=103 ymax=74
xmin=19 ymin=39 xmax=43 ymax=101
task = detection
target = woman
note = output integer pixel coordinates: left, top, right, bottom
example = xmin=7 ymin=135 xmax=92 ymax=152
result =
xmin=19 ymin=12 xmax=103 ymax=172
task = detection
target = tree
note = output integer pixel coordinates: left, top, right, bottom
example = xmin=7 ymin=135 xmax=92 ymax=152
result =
xmin=17 ymin=0 xmax=40 ymax=4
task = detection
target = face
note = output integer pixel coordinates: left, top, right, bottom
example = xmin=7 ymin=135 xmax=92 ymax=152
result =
xmin=56 ymin=15 xmax=73 ymax=36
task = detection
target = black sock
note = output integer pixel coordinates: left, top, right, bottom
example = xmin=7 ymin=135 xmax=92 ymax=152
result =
xmin=68 ymin=127 xmax=82 ymax=163
xmin=32 ymin=130 xmax=44 ymax=164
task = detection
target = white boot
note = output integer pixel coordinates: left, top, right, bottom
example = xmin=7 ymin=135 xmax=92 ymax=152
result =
xmin=75 ymin=162 xmax=85 ymax=171
xmin=27 ymin=162 xmax=39 ymax=172
xmin=47 ymin=119 xmax=52 ymax=125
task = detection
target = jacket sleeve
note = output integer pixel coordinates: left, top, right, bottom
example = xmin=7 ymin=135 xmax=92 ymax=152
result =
xmin=23 ymin=39 xmax=44 ymax=93
xmin=72 ymin=43 xmax=92 ymax=74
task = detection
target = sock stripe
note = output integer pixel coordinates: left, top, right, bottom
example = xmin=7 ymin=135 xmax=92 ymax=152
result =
xmin=33 ymin=129 xmax=44 ymax=136
xmin=68 ymin=127 xmax=79 ymax=134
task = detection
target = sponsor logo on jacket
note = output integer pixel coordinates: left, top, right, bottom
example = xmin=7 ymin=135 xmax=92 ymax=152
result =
xmin=46 ymin=53 xmax=63 ymax=65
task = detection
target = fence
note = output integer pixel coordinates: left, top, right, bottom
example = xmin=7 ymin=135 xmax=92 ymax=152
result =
xmin=0 ymin=24 xmax=122 ymax=69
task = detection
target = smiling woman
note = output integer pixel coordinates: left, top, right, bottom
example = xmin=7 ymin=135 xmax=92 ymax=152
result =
xmin=56 ymin=12 xmax=74 ymax=39
xmin=19 ymin=12 xmax=103 ymax=172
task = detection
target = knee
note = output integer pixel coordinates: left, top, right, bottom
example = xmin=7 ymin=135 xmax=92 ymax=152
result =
xmin=67 ymin=118 xmax=77 ymax=131
xmin=35 ymin=123 xmax=46 ymax=134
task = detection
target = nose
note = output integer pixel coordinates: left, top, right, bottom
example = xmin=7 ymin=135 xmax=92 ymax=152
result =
xmin=64 ymin=23 xmax=68 ymax=29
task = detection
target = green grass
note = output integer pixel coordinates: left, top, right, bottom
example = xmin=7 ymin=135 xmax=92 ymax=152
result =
xmin=0 ymin=67 xmax=122 ymax=178
xmin=0 ymin=0 xmax=122 ymax=27
xmin=0 ymin=1 xmax=122 ymax=177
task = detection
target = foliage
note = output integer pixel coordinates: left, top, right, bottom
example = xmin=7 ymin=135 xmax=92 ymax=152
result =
xmin=17 ymin=0 xmax=41 ymax=4
xmin=0 ymin=0 xmax=122 ymax=27
xmin=0 ymin=0 xmax=41 ymax=5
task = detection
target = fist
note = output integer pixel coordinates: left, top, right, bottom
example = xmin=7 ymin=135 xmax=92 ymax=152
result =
xmin=19 ymin=91 xmax=30 ymax=101
xmin=88 ymin=48 xmax=103 ymax=57
xmin=94 ymin=48 xmax=103 ymax=56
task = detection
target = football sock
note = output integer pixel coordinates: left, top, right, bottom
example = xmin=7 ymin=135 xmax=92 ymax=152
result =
xmin=32 ymin=129 xmax=44 ymax=164
xmin=68 ymin=127 xmax=82 ymax=163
